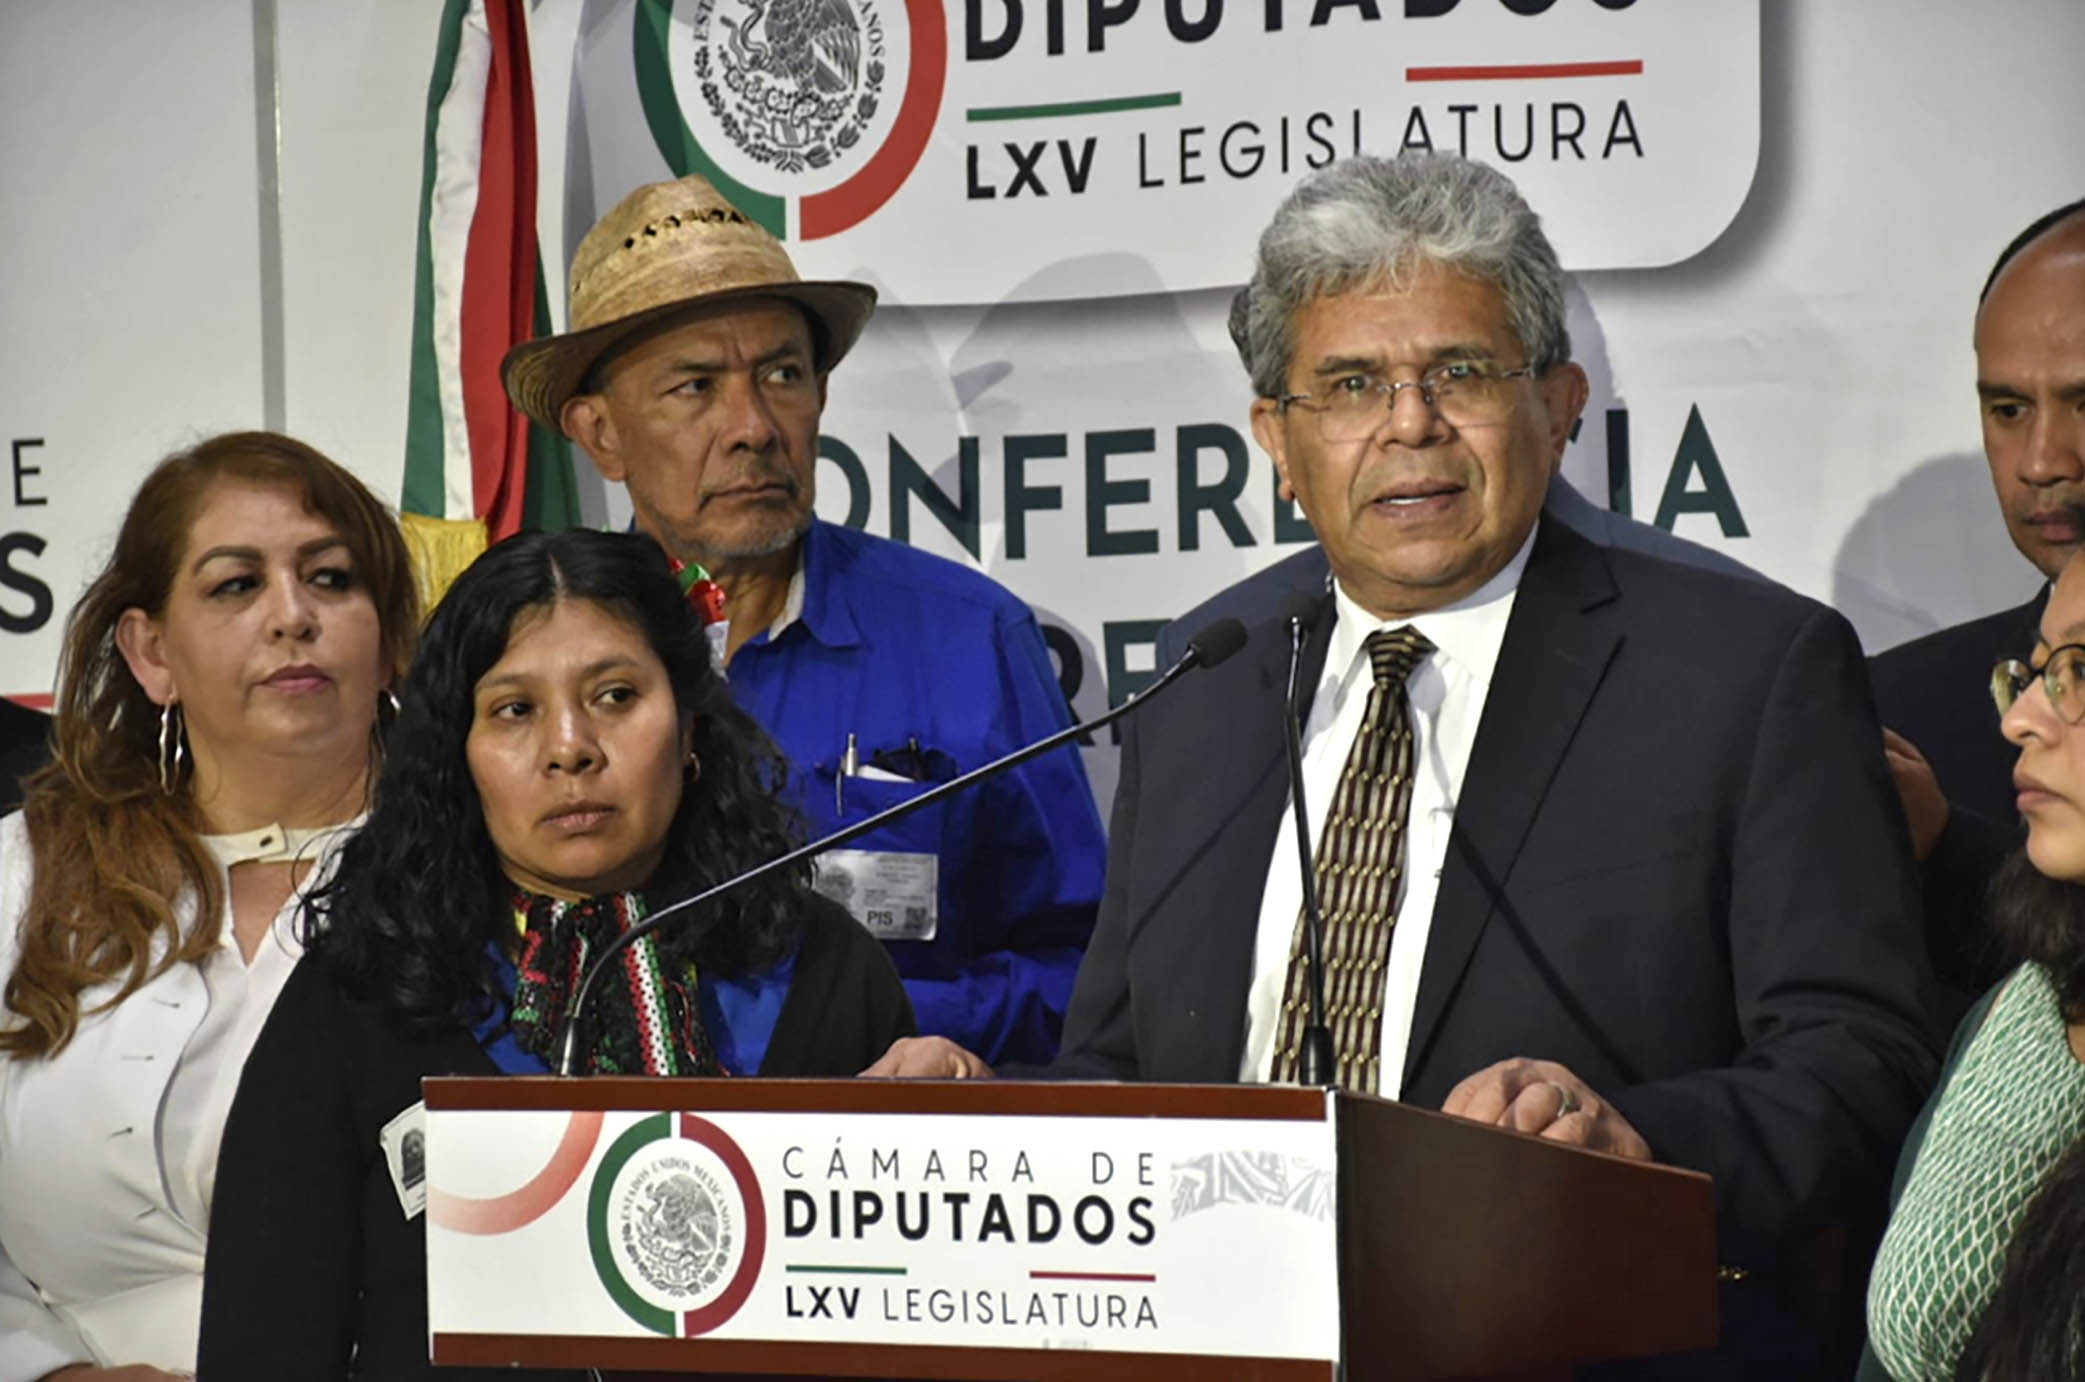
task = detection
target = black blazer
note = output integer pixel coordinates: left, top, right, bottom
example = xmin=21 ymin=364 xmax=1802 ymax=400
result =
xmin=1868 ymin=590 xmax=2044 ymax=1012
xmin=198 ymin=899 xmax=913 ymax=1380
xmin=1060 ymin=519 xmax=1939 ymax=1270
xmin=0 ymin=698 xmax=50 ymax=816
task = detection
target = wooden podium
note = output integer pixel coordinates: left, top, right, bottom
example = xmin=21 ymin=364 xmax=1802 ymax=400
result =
xmin=422 ymin=1078 xmax=1716 ymax=1380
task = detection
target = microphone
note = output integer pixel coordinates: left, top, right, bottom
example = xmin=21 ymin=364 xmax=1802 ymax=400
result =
xmin=1278 ymin=592 xmax=1337 ymax=1086
xmin=554 ymin=616 xmax=1250 ymax=1075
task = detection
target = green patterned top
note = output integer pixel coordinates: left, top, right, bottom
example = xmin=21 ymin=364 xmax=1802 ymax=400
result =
xmin=1867 ymin=965 xmax=2085 ymax=1381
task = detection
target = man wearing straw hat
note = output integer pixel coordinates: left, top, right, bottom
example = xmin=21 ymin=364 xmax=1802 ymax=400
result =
xmin=502 ymin=175 xmax=1106 ymax=1067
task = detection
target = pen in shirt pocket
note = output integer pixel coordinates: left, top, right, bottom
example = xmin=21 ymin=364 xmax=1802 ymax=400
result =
xmin=836 ymin=734 xmax=934 ymax=812
xmin=836 ymin=732 xmax=859 ymax=813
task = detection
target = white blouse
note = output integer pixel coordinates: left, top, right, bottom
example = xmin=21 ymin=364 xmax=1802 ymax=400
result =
xmin=0 ymin=811 xmax=352 ymax=1377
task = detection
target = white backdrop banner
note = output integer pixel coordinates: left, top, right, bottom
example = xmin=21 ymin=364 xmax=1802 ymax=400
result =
xmin=576 ymin=0 xmax=1758 ymax=301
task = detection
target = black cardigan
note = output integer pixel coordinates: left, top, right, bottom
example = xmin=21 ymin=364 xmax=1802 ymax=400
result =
xmin=197 ymin=900 xmax=912 ymax=1380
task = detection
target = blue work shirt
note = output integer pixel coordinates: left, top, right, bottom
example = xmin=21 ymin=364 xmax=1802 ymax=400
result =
xmin=726 ymin=520 xmax=1106 ymax=1066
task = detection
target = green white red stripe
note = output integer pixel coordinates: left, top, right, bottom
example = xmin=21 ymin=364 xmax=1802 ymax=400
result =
xmin=403 ymin=0 xmax=572 ymax=540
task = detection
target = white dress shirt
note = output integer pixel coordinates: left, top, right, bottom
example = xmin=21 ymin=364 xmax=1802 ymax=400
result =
xmin=0 ymin=812 xmax=352 ymax=1377
xmin=1239 ymin=531 xmax=1533 ymax=1097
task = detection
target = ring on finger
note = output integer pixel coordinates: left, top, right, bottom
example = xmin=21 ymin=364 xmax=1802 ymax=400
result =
xmin=1545 ymin=1080 xmax=1580 ymax=1118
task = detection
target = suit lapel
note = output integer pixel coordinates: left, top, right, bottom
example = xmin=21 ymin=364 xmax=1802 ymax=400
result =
xmin=1156 ymin=593 xmax=1335 ymax=1081
xmin=1402 ymin=519 xmax=1621 ymax=1088
xmin=2020 ymin=585 xmax=2051 ymax=640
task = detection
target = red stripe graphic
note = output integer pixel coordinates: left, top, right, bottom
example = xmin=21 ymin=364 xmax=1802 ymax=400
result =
xmin=428 ymin=1110 xmax=605 ymax=1234
xmin=1408 ymin=59 xmax=1642 ymax=81
xmin=801 ymin=0 xmax=946 ymax=239
xmin=677 ymin=1111 xmax=769 ymax=1337
xmin=458 ymin=0 xmax=539 ymax=543
xmin=1030 ymin=1270 xmax=1159 ymax=1282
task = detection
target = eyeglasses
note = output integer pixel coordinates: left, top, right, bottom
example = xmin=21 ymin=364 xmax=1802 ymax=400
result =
xmin=1992 ymin=644 xmax=2085 ymax=724
xmin=1278 ymin=360 xmax=1538 ymax=441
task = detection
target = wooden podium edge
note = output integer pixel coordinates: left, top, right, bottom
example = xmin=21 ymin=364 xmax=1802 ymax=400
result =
xmin=431 ymin=1331 xmax=1334 ymax=1379
xmin=1337 ymin=1091 xmax=1719 ymax=1377
xmin=424 ymin=1076 xmax=1334 ymax=1120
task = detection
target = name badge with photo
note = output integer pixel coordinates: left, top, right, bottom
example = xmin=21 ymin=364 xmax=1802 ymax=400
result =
xmin=381 ymin=1100 xmax=428 ymax=1220
xmin=814 ymin=850 xmax=938 ymax=941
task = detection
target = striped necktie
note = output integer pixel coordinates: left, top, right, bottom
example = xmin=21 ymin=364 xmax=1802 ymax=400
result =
xmin=1272 ymin=625 xmax=1434 ymax=1092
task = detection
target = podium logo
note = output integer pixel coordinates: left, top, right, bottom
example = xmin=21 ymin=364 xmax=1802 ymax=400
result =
xmin=1170 ymin=1150 xmax=1333 ymax=1223
xmin=637 ymin=0 xmax=947 ymax=240
xmin=588 ymin=1111 xmax=769 ymax=1336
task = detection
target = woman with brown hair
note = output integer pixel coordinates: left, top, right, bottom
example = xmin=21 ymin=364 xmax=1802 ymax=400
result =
xmin=0 ymin=432 xmax=416 ymax=1381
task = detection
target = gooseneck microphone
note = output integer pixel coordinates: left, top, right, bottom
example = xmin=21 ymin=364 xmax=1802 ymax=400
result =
xmin=554 ymin=616 xmax=1250 ymax=1076
xmin=1278 ymin=592 xmax=1337 ymax=1087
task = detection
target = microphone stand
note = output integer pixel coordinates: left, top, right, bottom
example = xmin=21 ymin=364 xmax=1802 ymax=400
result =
xmin=555 ymin=621 xmax=1246 ymax=1075
xmin=1283 ymin=603 xmax=1337 ymax=1086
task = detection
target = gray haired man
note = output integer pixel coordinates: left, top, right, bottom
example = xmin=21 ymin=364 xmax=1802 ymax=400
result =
xmin=1055 ymin=152 xmax=1937 ymax=1375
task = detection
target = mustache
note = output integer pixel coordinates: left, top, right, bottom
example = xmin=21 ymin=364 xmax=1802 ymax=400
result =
xmin=698 ymin=469 xmax=803 ymax=506
xmin=1356 ymin=461 xmax=1469 ymax=494
xmin=2022 ymin=498 xmax=2085 ymax=525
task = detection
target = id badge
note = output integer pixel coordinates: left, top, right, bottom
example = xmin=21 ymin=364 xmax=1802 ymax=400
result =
xmin=814 ymin=849 xmax=938 ymax=941
xmin=380 ymin=1100 xmax=427 ymax=1220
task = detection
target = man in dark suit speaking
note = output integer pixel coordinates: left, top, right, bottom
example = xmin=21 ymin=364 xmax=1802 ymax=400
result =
xmin=1054 ymin=153 xmax=1938 ymax=1356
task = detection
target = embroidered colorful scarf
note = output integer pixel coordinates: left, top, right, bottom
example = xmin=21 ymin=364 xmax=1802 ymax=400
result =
xmin=507 ymin=888 xmax=722 ymax=1076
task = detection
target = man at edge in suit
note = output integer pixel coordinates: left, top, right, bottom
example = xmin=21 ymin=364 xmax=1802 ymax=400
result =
xmin=1871 ymin=198 xmax=2085 ymax=1018
xmin=1054 ymin=153 xmax=1938 ymax=1374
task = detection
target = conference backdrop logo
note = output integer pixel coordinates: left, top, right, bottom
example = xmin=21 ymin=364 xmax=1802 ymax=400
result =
xmin=695 ymin=0 xmax=887 ymax=174
xmin=638 ymin=0 xmax=942 ymax=241
xmin=585 ymin=0 xmax=1758 ymax=301
xmin=586 ymin=1111 xmax=769 ymax=1337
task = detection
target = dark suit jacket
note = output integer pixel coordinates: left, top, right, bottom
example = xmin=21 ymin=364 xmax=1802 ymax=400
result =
xmin=1868 ymin=591 xmax=2044 ymax=1013
xmin=0 ymin=698 xmax=50 ymax=816
xmin=1061 ymin=519 xmax=1939 ymax=1274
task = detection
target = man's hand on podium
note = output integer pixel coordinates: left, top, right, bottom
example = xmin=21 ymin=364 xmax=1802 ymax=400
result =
xmin=859 ymin=1036 xmax=994 ymax=1080
xmin=1440 ymin=1057 xmax=1652 ymax=1161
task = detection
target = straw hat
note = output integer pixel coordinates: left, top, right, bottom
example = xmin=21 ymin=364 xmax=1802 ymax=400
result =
xmin=501 ymin=175 xmax=877 ymax=434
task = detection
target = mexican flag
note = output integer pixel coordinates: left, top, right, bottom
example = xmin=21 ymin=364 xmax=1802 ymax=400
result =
xmin=400 ymin=0 xmax=580 ymax=611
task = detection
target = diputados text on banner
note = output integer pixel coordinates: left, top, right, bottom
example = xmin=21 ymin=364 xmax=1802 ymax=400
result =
xmin=574 ymin=0 xmax=1760 ymax=301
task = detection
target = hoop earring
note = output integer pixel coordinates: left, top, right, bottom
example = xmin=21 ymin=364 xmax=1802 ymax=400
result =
xmin=158 ymin=702 xmax=188 ymax=796
xmin=685 ymin=750 xmax=702 ymax=783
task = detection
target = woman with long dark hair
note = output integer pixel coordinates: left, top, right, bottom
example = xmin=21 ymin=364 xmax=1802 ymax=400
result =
xmin=0 ymin=432 xmax=416 ymax=1380
xmin=1863 ymin=552 xmax=2085 ymax=1381
xmin=196 ymin=529 xmax=963 ymax=1378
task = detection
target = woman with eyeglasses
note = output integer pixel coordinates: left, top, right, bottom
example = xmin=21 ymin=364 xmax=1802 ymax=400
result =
xmin=1861 ymin=556 xmax=2085 ymax=1381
